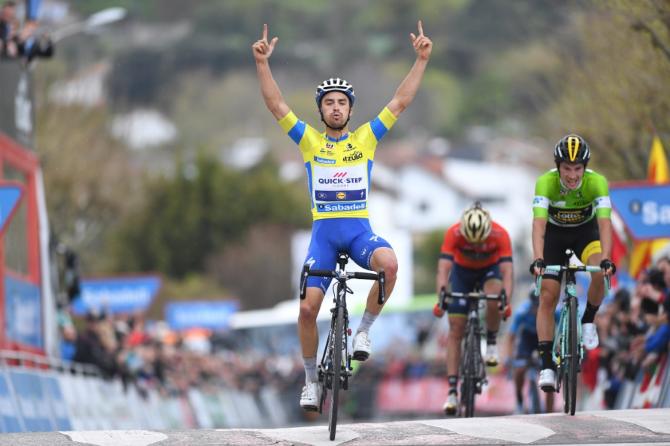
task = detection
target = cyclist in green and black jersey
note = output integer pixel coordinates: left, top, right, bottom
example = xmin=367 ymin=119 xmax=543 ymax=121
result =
xmin=529 ymin=134 xmax=616 ymax=392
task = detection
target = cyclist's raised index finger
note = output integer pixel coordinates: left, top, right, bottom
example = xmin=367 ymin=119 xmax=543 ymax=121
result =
xmin=417 ymin=20 xmax=424 ymax=36
xmin=262 ymin=23 xmax=268 ymax=40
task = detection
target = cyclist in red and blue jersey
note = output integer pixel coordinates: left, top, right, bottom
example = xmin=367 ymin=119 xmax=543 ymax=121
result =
xmin=435 ymin=202 xmax=514 ymax=414
xmin=253 ymin=22 xmax=432 ymax=410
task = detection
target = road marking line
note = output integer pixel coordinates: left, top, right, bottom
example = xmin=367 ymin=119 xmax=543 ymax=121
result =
xmin=587 ymin=408 xmax=670 ymax=434
xmin=61 ymin=430 xmax=168 ymax=446
xmin=254 ymin=425 xmax=359 ymax=446
xmin=418 ymin=418 xmax=555 ymax=444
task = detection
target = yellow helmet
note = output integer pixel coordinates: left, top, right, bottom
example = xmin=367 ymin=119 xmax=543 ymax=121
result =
xmin=460 ymin=201 xmax=492 ymax=243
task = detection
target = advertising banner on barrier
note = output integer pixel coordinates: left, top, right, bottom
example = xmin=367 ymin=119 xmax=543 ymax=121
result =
xmin=72 ymin=275 xmax=162 ymax=315
xmin=166 ymin=301 xmax=238 ymax=331
xmin=610 ymin=183 xmax=670 ymax=240
xmin=376 ymin=374 xmax=517 ymax=414
xmin=4 ymin=276 xmax=42 ymax=349
xmin=629 ymin=353 xmax=668 ymax=409
xmin=8 ymin=370 xmax=53 ymax=432
xmin=40 ymin=373 xmax=72 ymax=430
xmin=0 ymin=369 xmax=22 ymax=433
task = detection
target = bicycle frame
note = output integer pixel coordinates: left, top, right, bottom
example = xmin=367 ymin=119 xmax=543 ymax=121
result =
xmin=299 ymin=252 xmax=385 ymax=440
xmin=440 ymin=288 xmax=507 ymax=417
xmin=534 ymin=249 xmax=610 ymax=415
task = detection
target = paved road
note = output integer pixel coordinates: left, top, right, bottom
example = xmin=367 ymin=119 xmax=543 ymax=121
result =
xmin=0 ymin=408 xmax=668 ymax=446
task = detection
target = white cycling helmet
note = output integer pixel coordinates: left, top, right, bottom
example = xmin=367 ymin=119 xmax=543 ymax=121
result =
xmin=315 ymin=78 xmax=355 ymax=107
xmin=460 ymin=201 xmax=492 ymax=244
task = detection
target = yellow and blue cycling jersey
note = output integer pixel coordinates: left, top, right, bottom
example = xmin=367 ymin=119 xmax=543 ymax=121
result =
xmin=278 ymin=107 xmax=397 ymax=220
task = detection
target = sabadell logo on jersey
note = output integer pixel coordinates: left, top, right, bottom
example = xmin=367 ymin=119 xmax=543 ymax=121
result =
xmin=318 ymin=202 xmax=367 ymax=212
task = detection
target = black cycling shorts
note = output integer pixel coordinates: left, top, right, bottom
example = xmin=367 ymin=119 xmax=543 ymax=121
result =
xmin=543 ymin=218 xmax=601 ymax=282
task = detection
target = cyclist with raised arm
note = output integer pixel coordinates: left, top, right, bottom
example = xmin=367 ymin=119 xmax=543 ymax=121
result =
xmin=252 ymin=22 xmax=432 ymax=411
xmin=435 ymin=202 xmax=514 ymax=415
xmin=530 ymin=134 xmax=616 ymax=393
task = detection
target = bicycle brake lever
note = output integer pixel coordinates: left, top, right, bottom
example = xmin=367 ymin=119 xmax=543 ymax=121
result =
xmin=534 ymin=274 xmax=542 ymax=297
xmin=299 ymin=264 xmax=309 ymax=300
xmin=377 ymin=270 xmax=386 ymax=305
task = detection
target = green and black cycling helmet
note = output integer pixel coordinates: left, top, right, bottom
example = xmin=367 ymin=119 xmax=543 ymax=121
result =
xmin=315 ymin=78 xmax=355 ymax=108
xmin=554 ymin=134 xmax=590 ymax=167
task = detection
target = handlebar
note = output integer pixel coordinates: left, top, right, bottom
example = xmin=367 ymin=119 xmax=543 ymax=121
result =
xmin=299 ymin=265 xmax=386 ymax=304
xmin=534 ymin=264 xmax=611 ymax=296
xmin=439 ymin=287 xmax=508 ymax=320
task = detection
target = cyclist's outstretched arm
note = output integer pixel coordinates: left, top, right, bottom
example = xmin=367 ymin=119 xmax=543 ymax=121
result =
xmin=386 ymin=20 xmax=433 ymax=117
xmin=500 ymin=261 xmax=514 ymax=300
xmin=597 ymin=216 xmax=613 ymax=265
xmin=252 ymin=24 xmax=290 ymax=120
xmin=436 ymin=257 xmax=453 ymax=296
xmin=531 ymin=217 xmax=547 ymax=273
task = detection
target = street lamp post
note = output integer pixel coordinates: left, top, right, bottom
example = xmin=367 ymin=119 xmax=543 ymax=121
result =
xmin=50 ymin=7 xmax=127 ymax=43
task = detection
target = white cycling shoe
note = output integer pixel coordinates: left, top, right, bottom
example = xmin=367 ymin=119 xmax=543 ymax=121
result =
xmin=538 ymin=368 xmax=556 ymax=393
xmin=443 ymin=392 xmax=458 ymax=415
xmin=582 ymin=323 xmax=599 ymax=350
xmin=485 ymin=344 xmax=499 ymax=367
xmin=300 ymin=381 xmax=321 ymax=411
xmin=353 ymin=331 xmax=371 ymax=361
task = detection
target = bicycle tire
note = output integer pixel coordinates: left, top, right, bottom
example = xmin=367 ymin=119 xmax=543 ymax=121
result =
xmin=568 ymin=298 xmax=578 ymax=415
xmin=461 ymin=331 xmax=476 ymax=418
xmin=328 ymin=304 xmax=344 ymax=440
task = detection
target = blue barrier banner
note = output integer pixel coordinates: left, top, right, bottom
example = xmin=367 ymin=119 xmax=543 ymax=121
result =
xmin=72 ymin=275 xmax=162 ymax=315
xmin=41 ymin=375 xmax=71 ymax=430
xmin=166 ymin=301 xmax=239 ymax=331
xmin=0 ymin=370 xmax=22 ymax=433
xmin=9 ymin=370 xmax=53 ymax=432
xmin=4 ymin=276 xmax=42 ymax=349
xmin=610 ymin=183 xmax=670 ymax=240
xmin=0 ymin=184 xmax=22 ymax=233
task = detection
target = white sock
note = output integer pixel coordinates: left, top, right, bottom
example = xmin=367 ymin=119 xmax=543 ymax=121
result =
xmin=357 ymin=310 xmax=378 ymax=334
xmin=303 ymin=356 xmax=318 ymax=383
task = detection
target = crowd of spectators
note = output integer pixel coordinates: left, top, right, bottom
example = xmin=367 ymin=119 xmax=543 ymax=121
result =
xmin=586 ymin=255 xmax=670 ymax=408
xmin=53 ymin=255 xmax=670 ymax=424
xmin=1 ymin=0 xmax=53 ymax=63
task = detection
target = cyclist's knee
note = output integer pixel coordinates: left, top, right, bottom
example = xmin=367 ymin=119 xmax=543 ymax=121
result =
xmin=371 ymin=248 xmax=398 ymax=280
xmin=299 ymin=299 xmax=321 ymax=324
xmin=539 ymin=287 xmax=558 ymax=308
xmin=448 ymin=317 xmax=466 ymax=338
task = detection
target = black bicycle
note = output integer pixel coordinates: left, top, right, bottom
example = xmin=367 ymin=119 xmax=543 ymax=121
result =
xmin=534 ymin=249 xmax=610 ymax=415
xmin=300 ymin=252 xmax=385 ymax=441
xmin=439 ymin=287 xmax=507 ymax=417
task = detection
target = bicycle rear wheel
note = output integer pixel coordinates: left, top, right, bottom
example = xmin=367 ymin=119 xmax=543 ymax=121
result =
xmin=567 ymin=299 xmax=578 ymax=415
xmin=328 ymin=304 xmax=344 ymax=440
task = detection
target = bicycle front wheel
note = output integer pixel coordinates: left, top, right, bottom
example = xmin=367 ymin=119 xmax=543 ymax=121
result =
xmin=460 ymin=332 xmax=477 ymax=418
xmin=567 ymin=298 xmax=578 ymax=415
xmin=328 ymin=304 xmax=344 ymax=440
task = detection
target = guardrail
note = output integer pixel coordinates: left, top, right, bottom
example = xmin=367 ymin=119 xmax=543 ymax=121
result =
xmin=0 ymin=349 xmax=289 ymax=432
